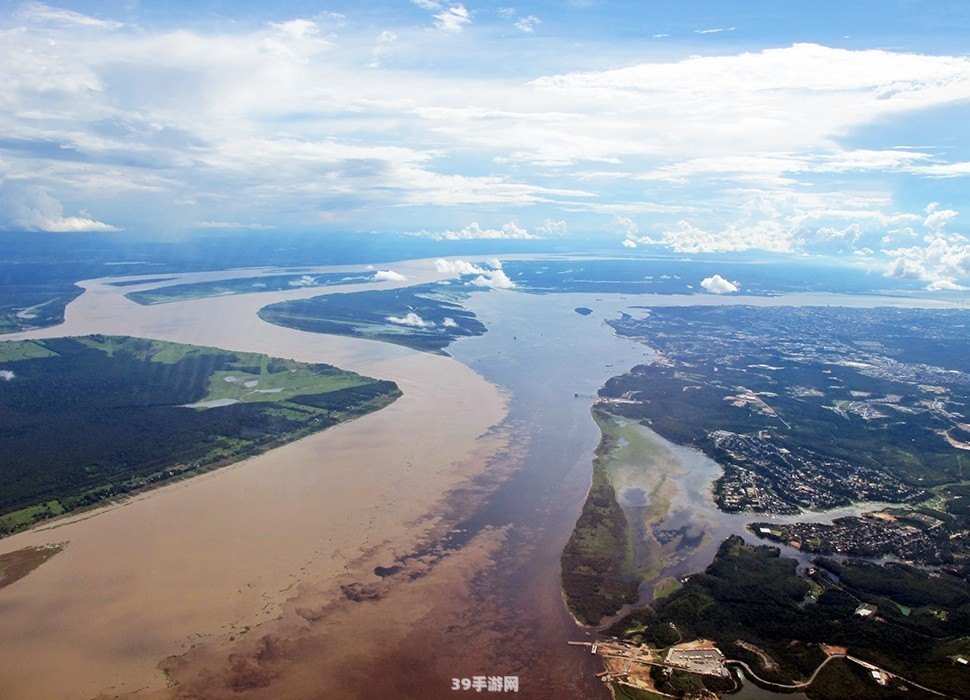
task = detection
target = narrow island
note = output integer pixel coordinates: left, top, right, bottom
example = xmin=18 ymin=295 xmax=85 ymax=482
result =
xmin=0 ymin=335 xmax=401 ymax=535
xmin=258 ymin=283 xmax=486 ymax=354
xmin=125 ymin=271 xmax=375 ymax=305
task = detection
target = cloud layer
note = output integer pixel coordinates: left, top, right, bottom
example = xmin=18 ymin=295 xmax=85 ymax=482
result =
xmin=0 ymin=4 xmax=966 ymax=290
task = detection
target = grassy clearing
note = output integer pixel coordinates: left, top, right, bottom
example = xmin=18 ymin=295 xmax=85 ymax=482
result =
xmin=0 ymin=335 xmax=401 ymax=535
xmin=0 ymin=501 xmax=65 ymax=532
xmin=596 ymin=413 xmax=685 ymax=579
xmin=202 ymin=366 xmax=369 ymax=405
xmin=652 ymin=577 xmax=683 ymax=601
xmin=0 ymin=341 xmax=58 ymax=362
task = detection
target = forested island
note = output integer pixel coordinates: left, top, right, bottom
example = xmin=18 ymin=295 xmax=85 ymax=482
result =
xmin=0 ymin=335 xmax=400 ymax=534
xmin=259 ymin=283 xmax=486 ymax=354
xmin=561 ymin=410 xmax=641 ymax=625
xmin=125 ymin=271 xmax=374 ymax=305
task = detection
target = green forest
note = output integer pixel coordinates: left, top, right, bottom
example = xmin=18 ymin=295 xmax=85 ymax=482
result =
xmin=258 ymin=283 xmax=486 ymax=354
xmin=610 ymin=536 xmax=969 ymax=699
xmin=0 ymin=335 xmax=400 ymax=534
xmin=125 ymin=271 xmax=374 ymax=305
xmin=561 ymin=411 xmax=641 ymax=625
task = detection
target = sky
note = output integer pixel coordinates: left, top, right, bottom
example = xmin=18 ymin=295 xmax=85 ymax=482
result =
xmin=0 ymin=1 xmax=969 ymax=289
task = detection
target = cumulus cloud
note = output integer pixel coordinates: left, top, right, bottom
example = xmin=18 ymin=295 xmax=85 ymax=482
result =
xmin=435 ymin=258 xmax=489 ymax=275
xmin=386 ymin=312 xmax=435 ymax=328
xmin=0 ymin=187 xmax=120 ymax=233
xmin=536 ymin=219 xmax=568 ymax=236
xmin=442 ymin=317 xmax=458 ymax=327
xmin=618 ymin=194 xmax=963 ymax=258
xmin=288 ymin=275 xmax=318 ymax=287
xmin=412 ymin=221 xmax=536 ymax=240
xmin=470 ymin=268 xmax=515 ymax=289
xmin=0 ymin=370 xmax=15 ymax=381
xmin=434 ymin=258 xmax=515 ymax=289
xmin=923 ymin=203 xmax=958 ymax=232
xmin=884 ymin=235 xmax=969 ymax=290
xmin=700 ymin=274 xmax=740 ymax=294
xmin=621 ymin=238 xmax=637 ymax=248
xmin=610 ymin=215 xmax=640 ymax=244
xmin=926 ymin=279 xmax=966 ymax=291
xmin=374 ymin=269 xmax=408 ymax=281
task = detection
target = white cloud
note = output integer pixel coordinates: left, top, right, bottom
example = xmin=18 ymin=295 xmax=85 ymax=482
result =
xmin=694 ymin=27 xmax=735 ymax=34
xmin=386 ymin=312 xmax=435 ymax=327
xmin=700 ymin=274 xmax=740 ymax=294
xmin=926 ymin=279 xmax=966 ymax=291
xmin=414 ymin=221 xmax=537 ymax=240
xmin=531 ymin=44 xmax=970 ymax=169
xmin=435 ymin=258 xmax=515 ymax=289
xmin=514 ymin=16 xmax=541 ymax=33
xmin=442 ymin=317 xmax=458 ymax=327
xmin=470 ymin=268 xmax=515 ymax=289
xmin=639 ymin=149 xmax=935 ymax=186
xmin=536 ymin=219 xmax=568 ymax=236
xmin=0 ymin=370 xmax=15 ymax=381
xmin=621 ymin=238 xmax=637 ymax=248
xmin=611 ymin=215 xmax=639 ymax=238
xmin=908 ymin=161 xmax=970 ymax=178
xmin=288 ymin=275 xmax=318 ymax=287
xmin=435 ymin=258 xmax=489 ymax=275
xmin=0 ymin=187 xmax=120 ymax=232
xmin=620 ymin=193 xmax=960 ymax=258
xmin=884 ymin=234 xmax=969 ymax=290
xmin=924 ymin=207 xmax=958 ymax=231
xmin=413 ymin=2 xmax=472 ymax=33
xmin=369 ymin=30 xmax=398 ymax=68
xmin=648 ymin=218 xmax=792 ymax=254
xmin=2 ymin=9 xmax=970 ymax=246
xmin=374 ymin=269 xmax=408 ymax=281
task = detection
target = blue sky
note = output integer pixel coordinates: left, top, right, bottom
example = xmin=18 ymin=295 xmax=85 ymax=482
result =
xmin=0 ymin=1 xmax=968 ymax=289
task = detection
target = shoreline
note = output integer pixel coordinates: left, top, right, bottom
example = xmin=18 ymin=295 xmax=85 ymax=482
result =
xmin=0 ymin=259 xmax=511 ymax=699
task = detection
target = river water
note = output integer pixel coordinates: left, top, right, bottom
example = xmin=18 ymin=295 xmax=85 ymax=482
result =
xmin=1 ymin=265 xmax=962 ymax=699
xmin=443 ymin=286 xmax=965 ymax=698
